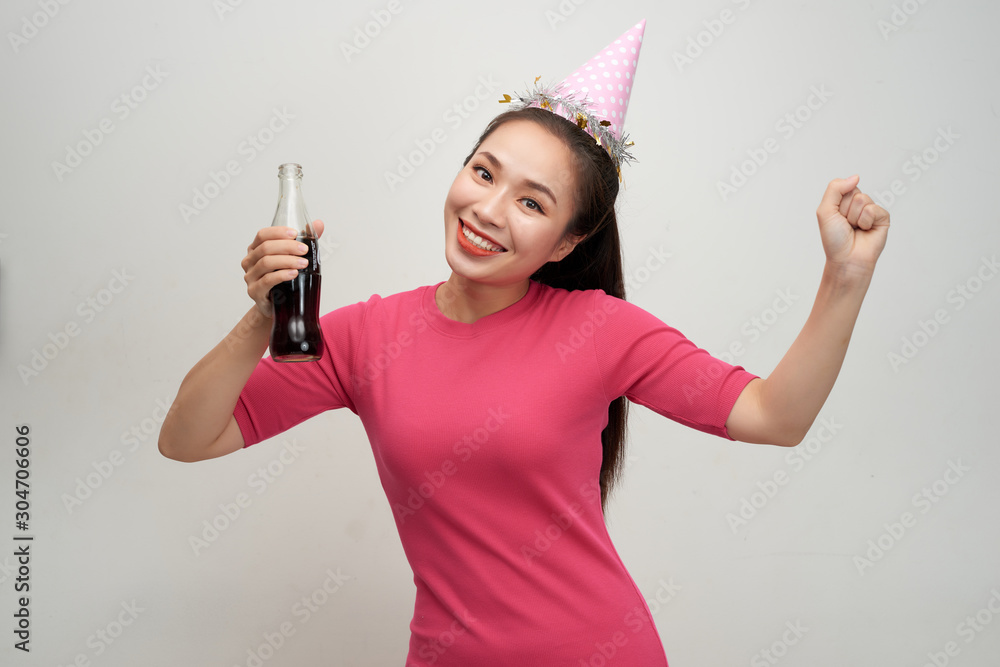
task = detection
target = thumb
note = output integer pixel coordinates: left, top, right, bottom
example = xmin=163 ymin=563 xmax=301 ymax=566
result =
xmin=310 ymin=218 xmax=325 ymax=238
xmin=817 ymin=174 xmax=860 ymax=220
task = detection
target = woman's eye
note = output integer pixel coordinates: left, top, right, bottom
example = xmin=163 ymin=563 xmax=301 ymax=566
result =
xmin=522 ymin=198 xmax=543 ymax=213
xmin=473 ymin=166 xmax=492 ymax=182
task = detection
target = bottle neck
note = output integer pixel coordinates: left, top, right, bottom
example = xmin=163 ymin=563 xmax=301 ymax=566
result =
xmin=273 ymin=174 xmax=313 ymax=236
xmin=277 ymin=176 xmax=302 ymax=202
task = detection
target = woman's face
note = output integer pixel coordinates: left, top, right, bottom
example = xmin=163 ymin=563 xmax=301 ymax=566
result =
xmin=442 ymin=119 xmax=581 ymax=287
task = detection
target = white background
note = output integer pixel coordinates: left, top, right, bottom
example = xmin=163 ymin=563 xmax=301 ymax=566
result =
xmin=2 ymin=0 xmax=998 ymax=665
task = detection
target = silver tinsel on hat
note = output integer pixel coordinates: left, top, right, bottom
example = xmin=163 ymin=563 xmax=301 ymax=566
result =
xmin=500 ymin=79 xmax=636 ymax=177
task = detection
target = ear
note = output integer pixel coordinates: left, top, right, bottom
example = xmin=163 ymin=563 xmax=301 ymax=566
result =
xmin=548 ymin=232 xmax=586 ymax=263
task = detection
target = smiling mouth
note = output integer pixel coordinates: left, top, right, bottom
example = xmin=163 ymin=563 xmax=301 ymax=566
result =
xmin=458 ymin=220 xmax=507 ymax=254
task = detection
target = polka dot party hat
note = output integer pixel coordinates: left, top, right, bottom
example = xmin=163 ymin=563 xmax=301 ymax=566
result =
xmin=500 ymin=19 xmax=645 ymax=174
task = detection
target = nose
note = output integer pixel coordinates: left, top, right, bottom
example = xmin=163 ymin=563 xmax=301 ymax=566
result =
xmin=472 ymin=187 xmax=506 ymax=231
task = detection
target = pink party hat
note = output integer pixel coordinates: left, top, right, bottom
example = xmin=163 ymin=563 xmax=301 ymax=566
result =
xmin=501 ymin=19 xmax=645 ymax=173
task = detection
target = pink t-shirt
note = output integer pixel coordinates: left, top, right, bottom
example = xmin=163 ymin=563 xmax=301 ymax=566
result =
xmin=235 ymin=279 xmax=758 ymax=666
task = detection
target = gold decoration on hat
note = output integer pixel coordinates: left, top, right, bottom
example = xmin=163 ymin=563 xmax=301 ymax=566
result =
xmin=497 ymin=79 xmax=637 ymax=177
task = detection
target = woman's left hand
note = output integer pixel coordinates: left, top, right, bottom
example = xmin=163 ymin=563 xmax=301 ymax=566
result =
xmin=816 ymin=175 xmax=890 ymax=277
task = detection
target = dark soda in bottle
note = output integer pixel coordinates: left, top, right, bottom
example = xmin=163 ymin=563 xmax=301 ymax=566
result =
xmin=269 ymin=163 xmax=324 ymax=362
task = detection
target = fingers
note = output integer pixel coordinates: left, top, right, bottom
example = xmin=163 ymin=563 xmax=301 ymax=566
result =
xmin=247 ymin=225 xmax=297 ymax=252
xmin=242 ymin=226 xmax=316 ymax=311
xmin=838 ymin=186 xmax=888 ymax=232
xmin=245 ymin=251 xmax=305 ymax=287
xmin=244 ymin=243 xmax=308 ymax=286
xmin=871 ymin=203 xmax=890 ymax=227
xmin=246 ymin=261 xmax=299 ymax=313
xmin=245 ymin=221 xmax=324 ymax=256
xmin=818 ymin=175 xmax=889 ymax=231
xmin=856 ymin=198 xmax=891 ymax=231
xmin=846 ymin=191 xmax=873 ymax=229
xmin=817 ymin=175 xmax=860 ymax=223
xmin=247 ymin=267 xmax=298 ymax=308
xmin=243 ymin=235 xmax=308 ymax=270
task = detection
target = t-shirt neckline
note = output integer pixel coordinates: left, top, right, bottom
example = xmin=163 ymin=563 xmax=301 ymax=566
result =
xmin=422 ymin=279 xmax=542 ymax=338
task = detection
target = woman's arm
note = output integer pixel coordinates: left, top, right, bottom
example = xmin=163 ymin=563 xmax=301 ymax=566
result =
xmin=157 ymin=305 xmax=270 ymax=461
xmin=158 ymin=222 xmax=324 ymax=462
xmin=726 ymin=263 xmax=872 ymax=446
xmin=725 ymin=176 xmax=890 ymax=446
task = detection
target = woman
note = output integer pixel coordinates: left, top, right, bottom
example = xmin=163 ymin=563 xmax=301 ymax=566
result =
xmin=159 ymin=33 xmax=889 ymax=667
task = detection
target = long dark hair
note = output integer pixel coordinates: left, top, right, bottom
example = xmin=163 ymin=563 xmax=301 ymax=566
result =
xmin=463 ymin=106 xmax=629 ymax=515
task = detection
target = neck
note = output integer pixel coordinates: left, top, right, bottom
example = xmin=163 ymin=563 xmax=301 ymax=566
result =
xmin=436 ymin=274 xmax=531 ymax=324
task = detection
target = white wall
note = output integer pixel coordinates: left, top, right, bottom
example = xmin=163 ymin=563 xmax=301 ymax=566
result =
xmin=2 ymin=0 xmax=998 ymax=665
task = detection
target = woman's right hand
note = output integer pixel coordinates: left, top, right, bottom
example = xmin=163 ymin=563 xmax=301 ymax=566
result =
xmin=241 ymin=220 xmax=325 ymax=318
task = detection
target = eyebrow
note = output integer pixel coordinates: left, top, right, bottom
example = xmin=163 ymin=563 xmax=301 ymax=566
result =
xmin=479 ymin=151 xmax=558 ymax=206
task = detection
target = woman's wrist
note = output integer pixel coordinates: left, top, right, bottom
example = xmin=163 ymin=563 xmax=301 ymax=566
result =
xmin=822 ymin=259 xmax=875 ymax=295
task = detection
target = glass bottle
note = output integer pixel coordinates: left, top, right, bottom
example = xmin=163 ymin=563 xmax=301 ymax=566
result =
xmin=269 ymin=163 xmax=324 ymax=362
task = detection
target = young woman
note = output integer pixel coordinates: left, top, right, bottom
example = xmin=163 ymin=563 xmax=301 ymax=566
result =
xmin=159 ymin=74 xmax=889 ymax=667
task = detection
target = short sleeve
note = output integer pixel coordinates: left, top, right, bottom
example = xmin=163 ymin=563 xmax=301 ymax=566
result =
xmin=233 ymin=298 xmax=370 ymax=447
xmin=592 ymin=291 xmax=759 ymax=440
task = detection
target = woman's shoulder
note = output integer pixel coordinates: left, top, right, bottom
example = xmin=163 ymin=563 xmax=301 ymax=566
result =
xmin=533 ymin=280 xmax=631 ymax=312
xmin=534 ymin=281 xmax=670 ymax=333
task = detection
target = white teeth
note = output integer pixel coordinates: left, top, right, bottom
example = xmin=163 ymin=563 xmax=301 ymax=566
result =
xmin=462 ymin=223 xmax=504 ymax=252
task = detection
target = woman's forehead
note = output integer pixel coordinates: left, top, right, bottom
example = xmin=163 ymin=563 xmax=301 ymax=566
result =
xmin=477 ymin=121 xmax=576 ymax=191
